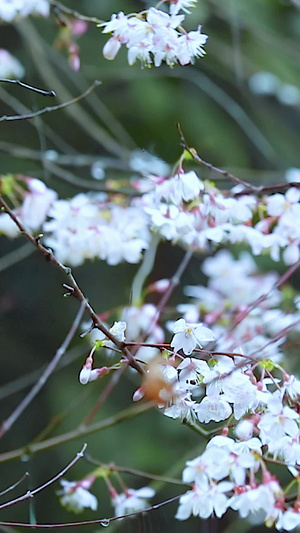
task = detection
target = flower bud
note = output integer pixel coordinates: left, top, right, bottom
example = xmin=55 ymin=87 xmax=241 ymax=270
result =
xmin=103 ymin=38 xmax=121 ymax=60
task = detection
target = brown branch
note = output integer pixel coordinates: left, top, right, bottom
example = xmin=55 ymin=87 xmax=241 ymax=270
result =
xmin=0 ymin=78 xmax=56 ymax=97
xmin=179 ymin=126 xmax=259 ymax=192
xmin=0 ymin=80 xmax=101 ymax=122
xmin=179 ymin=126 xmax=300 ymax=198
xmin=0 ymin=301 xmax=86 ymax=439
xmin=0 ymin=444 xmax=87 ymax=511
xmin=84 ymin=454 xmax=188 ymax=486
xmin=50 ymin=0 xmax=104 ymax=24
xmin=0 ymin=494 xmax=181 ymax=528
xmin=234 ymin=181 xmax=300 ymax=197
xmin=0 ymin=195 xmax=143 ymax=376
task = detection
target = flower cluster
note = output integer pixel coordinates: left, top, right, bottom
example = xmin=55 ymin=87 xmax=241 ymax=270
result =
xmin=0 ymin=176 xmax=57 ymax=237
xmin=59 ymin=474 xmax=155 ymax=520
xmin=58 ymin=477 xmax=98 ymax=513
xmin=0 ymin=165 xmax=297 ymax=281
xmin=101 ymin=4 xmax=207 ymax=68
xmin=43 ymin=193 xmax=150 ymax=266
xmin=0 ymin=0 xmax=49 ymax=21
xmin=178 ymin=249 xmax=300 ymax=362
xmin=176 ymin=434 xmax=300 ymax=531
xmin=112 ymin=486 xmax=155 ymax=517
xmin=74 ymin=243 xmax=300 ymax=530
xmin=3 ymin=162 xmax=300 ymax=269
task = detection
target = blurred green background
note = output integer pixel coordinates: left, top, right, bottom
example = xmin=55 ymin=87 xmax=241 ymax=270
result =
xmin=0 ymin=0 xmax=300 ymax=531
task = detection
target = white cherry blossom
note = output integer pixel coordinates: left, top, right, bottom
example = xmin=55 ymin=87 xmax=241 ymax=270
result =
xmin=276 ymin=508 xmax=300 ymax=531
xmin=101 ymin=7 xmax=208 ymax=68
xmin=59 ymin=478 xmax=98 ymax=513
xmin=170 ymin=318 xmax=215 ymax=355
xmin=112 ymin=487 xmax=155 ymax=517
xmin=176 ymin=478 xmax=233 ymax=520
xmin=196 ymin=392 xmax=232 ymax=423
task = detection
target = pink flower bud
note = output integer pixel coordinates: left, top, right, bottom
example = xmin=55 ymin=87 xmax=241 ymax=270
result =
xmin=148 ymin=279 xmax=170 ymax=293
xmin=79 ymin=366 xmax=91 ymax=385
xmin=133 ymin=387 xmax=144 ymax=402
xmin=103 ymin=37 xmax=121 ymax=60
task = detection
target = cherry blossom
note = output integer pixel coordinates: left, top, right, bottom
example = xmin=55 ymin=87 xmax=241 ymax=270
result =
xmin=276 ymin=508 xmax=300 ymax=531
xmin=0 ymin=177 xmax=57 ymax=237
xmin=176 ymin=478 xmax=233 ymax=520
xmin=112 ymin=487 xmax=155 ymax=517
xmin=101 ymin=7 xmax=208 ymax=68
xmin=58 ymin=478 xmax=98 ymax=513
xmin=169 ymin=0 xmax=198 ymax=16
xmin=170 ymin=318 xmax=215 ymax=355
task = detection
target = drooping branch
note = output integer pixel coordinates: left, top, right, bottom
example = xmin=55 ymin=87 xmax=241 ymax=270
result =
xmin=84 ymin=454 xmax=188 ymax=487
xmin=50 ymin=0 xmax=104 ymax=25
xmin=0 ymin=444 xmax=87 ymax=511
xmin=0 ymin=495 xmax=181 ymax=528
xmin=0 ymin=472 xmax=29 ymax=497
xmin=0 ymin=78 xmax=56 ymax=97
xmin=0 ymin=81 xmax=101 ymax=122
xmin=180 ymin=126 xmax=300 ymax=197
xmin=179 ymin=126 xmax=259 ymax=192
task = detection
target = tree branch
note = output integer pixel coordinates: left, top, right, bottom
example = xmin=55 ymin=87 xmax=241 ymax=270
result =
xmin=0 ymin=78 xmax=56 ymax=97
xmin=0 ymin=494 xmax=181 ymax=528
xmin=0 ymin=81 xmax=101 ymax=122
xmin=0 ymin=444 xmax=87 ymax=511
xmin=50 ymin=0 xmax=104 ymax=25
xmin=0 ymin=472 xmax=29 ymax=497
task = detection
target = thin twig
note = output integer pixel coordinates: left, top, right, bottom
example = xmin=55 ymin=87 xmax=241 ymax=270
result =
xmin=0 ymin=494 xmax=181 ymax=528
xmin=179 ymin=127 xmax=259 ymax=192
xmin=0 ymin=301 xmax=86 ymax=439
xmin=50 ymin=0 xmax=104 ymax=24
xmin=234 ymin=181 xmax=300 ymax=197
xmin=0 ymin=78 xmax=56 ymax=97
xmin=179 ymin=126 xmax=255 ymax=189
xmin=85 ymin=454 xmax=188 ymax=486
xmin=0 ymin=444 xmax=87 ymax=511
xmin=179 ymin=126 xmax=300 ymax=198
xmin=0 ymin=473 xmax=29 ymax=498
xmin=0 ymin=81 xmax=101 ymax=122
